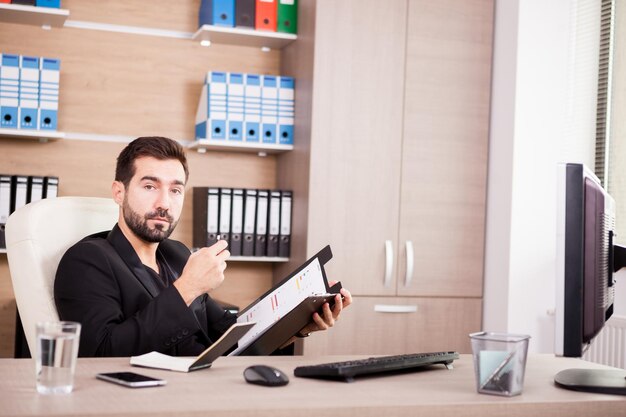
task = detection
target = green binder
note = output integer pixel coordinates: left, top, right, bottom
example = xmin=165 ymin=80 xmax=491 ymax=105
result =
xmin=277 ymin=0 xmax=297 ymax=34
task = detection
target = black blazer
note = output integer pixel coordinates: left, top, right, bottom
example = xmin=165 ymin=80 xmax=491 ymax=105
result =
xmin=54 ymin=224 xmax=236 ymax=357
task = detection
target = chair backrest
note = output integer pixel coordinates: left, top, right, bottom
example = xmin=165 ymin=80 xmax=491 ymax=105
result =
xmin=6 ymin=196 xmax=118 ymax=352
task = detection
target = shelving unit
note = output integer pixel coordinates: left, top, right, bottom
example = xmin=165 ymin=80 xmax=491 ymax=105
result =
xmin=188 ymin=139 xmax=293 ymax=155
xmin=0 ymin=128 xmax=65 ymax=142
xmin=192 ymin=24 xmax=296 ymax=49
xmin=0 ymin=3 xmax=69 ymax=28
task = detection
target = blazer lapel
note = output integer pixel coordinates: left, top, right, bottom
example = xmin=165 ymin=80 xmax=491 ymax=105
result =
xmin=107 ymin=225 xmax=160 ymax=298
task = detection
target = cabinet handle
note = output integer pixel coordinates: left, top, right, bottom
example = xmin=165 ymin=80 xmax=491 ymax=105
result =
xmin=384 ymin=240 xmax=393 ymax=287
xmin=374 ymin=304 xmax=418 ymax=313
xmin=404 ymin=240 xmax=414 ymax=287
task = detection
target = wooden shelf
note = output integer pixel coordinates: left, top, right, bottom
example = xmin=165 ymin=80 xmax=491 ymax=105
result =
xmin=189 ymin=139 xmax=293 ymax=155
xmin=0 ymin=3 xmax=69 ymax=28
xmin=230 ymin=256 xmax=289 ymax=262
xmin=192 ymin=24 xmax=296 ymax=50
xmin=0 ymin=128 xmax=65 ymax=142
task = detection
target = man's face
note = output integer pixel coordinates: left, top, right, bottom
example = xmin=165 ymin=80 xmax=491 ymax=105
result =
xmin=116 ymin=156 xmax=186 ymax=243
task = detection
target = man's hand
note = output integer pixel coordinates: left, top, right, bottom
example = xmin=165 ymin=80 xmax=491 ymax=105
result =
xmin=174 ymin=240 xmax=230 ymax=306
xmin=298 ymin=280 xmax=353 ymax=336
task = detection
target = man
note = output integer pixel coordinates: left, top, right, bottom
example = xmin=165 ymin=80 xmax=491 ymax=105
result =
xmin=54 ymin=136 xmax=352 ymax=357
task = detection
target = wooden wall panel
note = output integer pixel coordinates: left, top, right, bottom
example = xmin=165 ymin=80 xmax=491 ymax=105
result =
xmin=64 ymin=0 xmax=200 ymax=32
xmin=0 ymin=0 xmax=282 ymax=357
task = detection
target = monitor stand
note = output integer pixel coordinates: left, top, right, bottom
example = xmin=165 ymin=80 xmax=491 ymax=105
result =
xmin=555 ymin=368 xmax=626 ymax=395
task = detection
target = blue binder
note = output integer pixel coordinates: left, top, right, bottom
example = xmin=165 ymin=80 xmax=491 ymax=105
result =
xmin=227 ymin=73 xmax=244 ymax=141
xmin=213 ymin=0 xmax=235 ymax=27
xmin=0 ymin=54 xmax=20 ymax=129
xmin=198 ymin=0 xmax=213 ymax=27
xmin=39 ymin=57 xmax=60 ymax=130
xmin=277 ymin=76 xmax=295 ymax=145
xmin=244 ymin=73 xmax=261 ymax=142
xmin=209 ymin=71 xmax=228 ymax=140
xmin=261 ymin=75 xmax=278 ymax=144
xmin=19 ymin=56 xmax=40 ymax=130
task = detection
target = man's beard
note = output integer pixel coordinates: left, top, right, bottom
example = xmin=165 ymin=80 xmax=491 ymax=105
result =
xmin=123 ymin=198 xmax=178 ymax=243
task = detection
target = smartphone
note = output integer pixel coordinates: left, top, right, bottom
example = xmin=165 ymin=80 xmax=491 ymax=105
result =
xmin=96 ymin=372 xmax=166 ymax=388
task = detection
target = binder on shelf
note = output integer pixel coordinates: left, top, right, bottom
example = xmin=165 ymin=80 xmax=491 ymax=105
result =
xmin=195 ymin=71 xmax=228 ymax=141
xmin=1 ymin=54 xmax=20 ymax=129
xmin=255 ymin=0 xmax=277 ymax=31
xmin=229 ymin=188 xmax=244 ymax=256
xmin=193 ymin=187 xmax=209 ymax=248
xmin=218 ymin=188 xmax=232 ymax=245
xmin=12 ymin=0 xmax=36 ymax=5
xmin=0 ymin=174 xmax=10 ymax=249
xmin=242 ymin=188 xmax=257 ymax=256
xmin=254 ymin=190 xmax=269 ymax=256
xmin=277 ymin=76 xmax=295 ymax=145
xmin=235 ymin=0 xmax=256 ymax=28
xmin=27 ymin=176 xmax=44 ymax=203
xmin=266 ymin=190 xmax=281 ymax=257
xmin=35 ymin=0 xmax=62 ymax=8
xmin=39 ymin=58 xmax=60 ymax=131
xmin=261 ymin=75 xmax=278 ymax=144
xmin=243 ymin=73 xmax=261 ymax=142
xmin=207 ymin=187 xmax=220 ymax=246
xmin=19 ymin=56 xmax=40 ymax=130
xmin=198 ymin=0 xmax=213 ymax=27
xmin=277 ymin=0 xmax=297 ymax=34
xmin=278 ymin=190 xmax=291 ymax=258
xmin=10 ymin=175 xmax=28 ymax=214
xmin=227 ymin=73 xmax=244 ymax=141
xmin=43 ymin=176 xmax=58 ymax=198
xmin=213 ymin=0 xmax=235 ymax=27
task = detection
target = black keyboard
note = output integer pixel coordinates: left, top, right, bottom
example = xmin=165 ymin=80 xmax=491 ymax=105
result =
xmin=294 ymin=351 xmax=459 ymax=382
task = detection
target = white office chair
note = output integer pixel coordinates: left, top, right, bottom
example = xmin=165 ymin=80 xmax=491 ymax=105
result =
xmin=5 ymin=197 xmax=118 ymax=353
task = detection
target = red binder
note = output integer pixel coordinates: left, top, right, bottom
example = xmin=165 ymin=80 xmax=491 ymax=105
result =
xmin=255 ymin=0 xmax=277 ymax=31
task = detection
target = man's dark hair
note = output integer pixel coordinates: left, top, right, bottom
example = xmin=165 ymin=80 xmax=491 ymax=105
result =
xmin=115 ymin=136 xmax=189 ymax=187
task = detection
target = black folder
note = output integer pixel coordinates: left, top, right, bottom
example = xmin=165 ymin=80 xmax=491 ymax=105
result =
xmin=229 ymin=188 xmax=244 ymax=256
xmin=235 ymin=0 xmax=256 ymax=28
xmin=266 ymin=190 xmax=281 ymax=257
xmin=218 ymin=188 xmax=232 ymax=245
xmin=232 ymin=245 xmax=339 ymax=356
xmin=42 ymin=176 xmax=58 ymax=198
xmin=278 ymin=190 xmax=292 ymax=258
xmin=0 ymin=174 xmax=10 ymax=249
xmin=242 ymin=189 xmax=257 ymax=256
xmin=254 ymin=190 xmax=269 ymax=256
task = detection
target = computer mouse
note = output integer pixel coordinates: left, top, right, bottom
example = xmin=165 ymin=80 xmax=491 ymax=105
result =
xmin=243 ymin=365 xmax=289 ymax=386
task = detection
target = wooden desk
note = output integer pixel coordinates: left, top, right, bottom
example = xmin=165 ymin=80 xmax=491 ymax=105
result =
xmin=1 ymin=354 xmax=625 ymax=417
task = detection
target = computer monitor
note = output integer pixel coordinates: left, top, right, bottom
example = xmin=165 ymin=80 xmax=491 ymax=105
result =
xmin=554 ymin=162 xmax=626 ymax=394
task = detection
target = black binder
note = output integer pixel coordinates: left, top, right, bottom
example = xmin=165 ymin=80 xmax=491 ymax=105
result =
xmin=27 ymin=176 xmax=44 ymax=203
xmin=229 ymin=188 xmax=244 ymax=256
xmin=233 ymin=245 xmax=338 ymax=356
xmin=10 ymin=175 xmax=28 ymax=213
xmin=254 ymin=190 xmax=269 ymax=256
xmin=235 ymin=0 xmax=256 ymax=28
xmin=242 ymin=189 xmax=257 ymax=256
xmin=278 ymin=190 xmax=292 ymax=258
xmin=193 ymin=187 xmax=220 ymax=248
xmin=0 ymin=174 xmax=10 ymax=249
xmin=266 ymin=190 xmax=281 ymax=257
xmin=42 ymin=176 xmax=58 ymax=198
xmin=218 ymin=188 xmax=232 ymax=245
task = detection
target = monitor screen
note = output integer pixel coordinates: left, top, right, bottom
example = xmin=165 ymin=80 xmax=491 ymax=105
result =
xmin=555 ymin=163 xmax=615 ymax=357
xmin=554 ymin=162 xmax=626 ymax=394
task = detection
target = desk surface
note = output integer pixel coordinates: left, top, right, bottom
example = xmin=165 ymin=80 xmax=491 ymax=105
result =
xmin=1 ymin=354 xmax=625 ymax=417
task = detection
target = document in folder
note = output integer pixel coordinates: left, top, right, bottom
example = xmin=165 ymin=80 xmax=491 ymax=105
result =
xmin=229 ymin=245 xmax=338 ymax=356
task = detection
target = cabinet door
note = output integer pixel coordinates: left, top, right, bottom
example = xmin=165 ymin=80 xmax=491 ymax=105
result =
xmin=303 ymin=296 xmax=482 ymax=355
xmin=306 ymin=0 xmax=408 ymax=296
xmin=396 ymin=0 xmax=494 ymax=297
